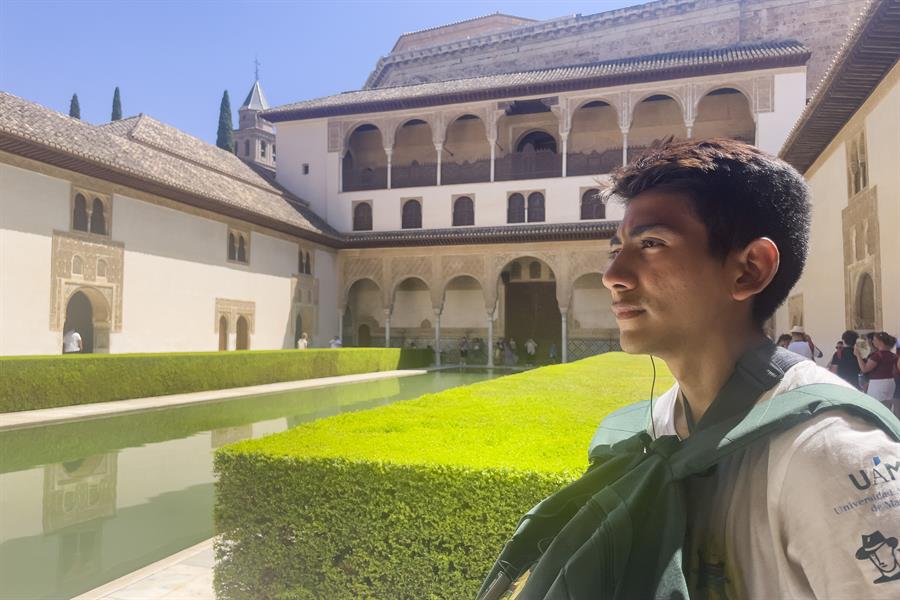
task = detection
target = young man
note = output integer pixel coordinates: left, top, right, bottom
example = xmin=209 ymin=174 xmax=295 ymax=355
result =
xmin=600 ymin=139 xmax=899 ymax=597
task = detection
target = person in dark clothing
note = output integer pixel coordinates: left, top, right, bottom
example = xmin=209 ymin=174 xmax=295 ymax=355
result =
xmin=829 ymin=330 xmax=861 ymax=388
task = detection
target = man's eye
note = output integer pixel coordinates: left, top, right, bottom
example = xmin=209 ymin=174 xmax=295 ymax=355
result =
xmin=641 ymin=239 xmax=663 ymax=249
xmin=608 ymin=249 xmax=620 ymax=260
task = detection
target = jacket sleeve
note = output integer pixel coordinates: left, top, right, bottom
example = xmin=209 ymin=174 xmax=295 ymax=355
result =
xmin=773 ymin=412 xmax=900 ymax=598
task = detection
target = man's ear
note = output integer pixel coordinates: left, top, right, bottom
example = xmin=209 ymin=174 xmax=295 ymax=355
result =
xmin=732 ymin=237 xmax=780 ymax=302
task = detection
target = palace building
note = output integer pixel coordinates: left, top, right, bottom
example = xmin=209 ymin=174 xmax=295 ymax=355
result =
xmin=2 ymin=0 xmax=892 ymax=363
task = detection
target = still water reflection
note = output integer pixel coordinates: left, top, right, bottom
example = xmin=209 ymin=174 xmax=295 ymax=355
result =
xmin=0 ymin=369 xmax=503 ymax=599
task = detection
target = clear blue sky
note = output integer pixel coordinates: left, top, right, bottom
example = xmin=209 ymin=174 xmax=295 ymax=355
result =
xmin=1 ymin=1 xmax=651 ymax=144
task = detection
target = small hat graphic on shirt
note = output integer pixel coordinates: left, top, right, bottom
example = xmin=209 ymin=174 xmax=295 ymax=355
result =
xmin=789 ymin=325 xmax=805 ymax=334
xmin=856 ymin=531 xmax=898 ymax=559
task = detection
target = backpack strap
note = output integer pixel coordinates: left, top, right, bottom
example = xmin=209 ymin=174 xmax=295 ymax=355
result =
xmin=670 ymin=382 xmax=900 ymax=478
xmin=693 ymin=343 xmax=805 ymax=432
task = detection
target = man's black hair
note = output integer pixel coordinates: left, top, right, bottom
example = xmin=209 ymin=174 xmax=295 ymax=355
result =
xmin=841 ymin=330 xmax=860 ymax=347
xmin=610 ymin=138 xmax=811 ymax=324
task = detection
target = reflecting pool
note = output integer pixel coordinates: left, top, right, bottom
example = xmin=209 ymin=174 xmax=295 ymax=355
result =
xmin=0 ymin=369 xmax=504 ymax=599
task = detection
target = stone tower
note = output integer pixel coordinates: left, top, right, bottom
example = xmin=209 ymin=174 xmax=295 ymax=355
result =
xmin=234 ymin=80 xmax=276 ymax=169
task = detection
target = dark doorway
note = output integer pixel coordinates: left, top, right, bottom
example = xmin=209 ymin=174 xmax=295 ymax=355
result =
xmin=358 ymin=324 xmax=371 ymax=347
xmin=504 ymin=281 xmax=561 ymax=362
xmin=64 ymin=291 xmax=94 ymax=353
xmin=236 ymin=316 xmax=249 ymax=350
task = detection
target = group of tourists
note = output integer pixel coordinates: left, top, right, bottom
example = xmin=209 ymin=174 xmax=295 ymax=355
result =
xmin=776 ymin=325 xmax=899 ymax=413
xmin=490 ymin=336 xmax=553 ymax=366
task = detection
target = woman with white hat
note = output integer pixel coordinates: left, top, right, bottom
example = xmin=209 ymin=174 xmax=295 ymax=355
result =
xmin=786 ymin=325 xmax=817 ymax=360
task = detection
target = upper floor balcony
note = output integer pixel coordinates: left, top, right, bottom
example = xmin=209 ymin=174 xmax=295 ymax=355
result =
xmin=339 ymin=89 xmax=757 ymax=193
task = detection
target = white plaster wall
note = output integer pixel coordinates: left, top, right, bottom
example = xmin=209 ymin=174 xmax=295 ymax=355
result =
xmin=757 ymin=70 xmax=807 ymax=154
xmin=314 ymin=248 xmax=339 ymax=347
xmin=392 ymin=289 xmax=433 ymax=329
xmin=441 ymin=288 xmax=488 ymax=328
xmin=113 ymin=194 xmax=297 ymax=353
xmin=0 ymin=164 xmax=69 ymax=355
xmin=275 ymin=119 xmax=330 ymax=222
xmin=335 ymin=175 xmax=625 ymax=233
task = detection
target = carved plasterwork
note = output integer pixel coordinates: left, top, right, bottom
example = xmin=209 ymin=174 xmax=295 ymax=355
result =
xmin=342 ymin=257 xmax=385 ymax=300
xmin=215 ymin=298 xmax=256 ymax=334
xmin=441 ymin=254 xmax=485 ymax=283
xmin=50 ymin=231 xmax=124 ymax=335
xmin=842 ymin=186 xmax=882 ymax=330
xmin=43 ymin=453 xmax=117 ymax=534
xmin=327 ymin=121 xmax=343 ymax=153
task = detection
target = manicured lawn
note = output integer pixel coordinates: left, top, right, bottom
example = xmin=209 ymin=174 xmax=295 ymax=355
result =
xmin=214 ymin=352 xmax=673 ymax=599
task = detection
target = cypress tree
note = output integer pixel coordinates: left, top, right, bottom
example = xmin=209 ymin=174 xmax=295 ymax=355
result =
xmin=216 ymin=90 xmax=234 ymax=152
xmin=111 ymin=87 xmax=122 ymax=121
xmin=69 ymin=94 xmax=81 ymax=119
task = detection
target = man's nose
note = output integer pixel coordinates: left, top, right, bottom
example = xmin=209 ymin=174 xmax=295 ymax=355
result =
xmin=602 ymin=247 xmax=637 ymax=292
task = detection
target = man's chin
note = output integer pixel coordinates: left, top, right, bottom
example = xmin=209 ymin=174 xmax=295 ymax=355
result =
xmin=617 ymin=329 xmax=658 ymax=355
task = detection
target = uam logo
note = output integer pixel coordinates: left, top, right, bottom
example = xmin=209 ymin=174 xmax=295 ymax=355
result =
xmin=848 ymin=456 xmax=900 ymax=491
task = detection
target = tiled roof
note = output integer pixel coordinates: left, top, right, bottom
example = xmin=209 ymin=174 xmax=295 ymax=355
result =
xmin=0 ymin=92 xmax=340 ymax=244
xmin=266 ymin=41 xmax=810 ymax=122
xmin=100 ymin=113 xmax=274 ymax=190
xmin=343 ymin=221 xmax=618 ymax=248
xmin=779 ymin=0 xmax=900 ymax=173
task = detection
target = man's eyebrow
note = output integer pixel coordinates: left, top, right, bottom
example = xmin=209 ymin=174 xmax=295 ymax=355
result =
xmin=609 ymin=223 xmax=678 ymax=246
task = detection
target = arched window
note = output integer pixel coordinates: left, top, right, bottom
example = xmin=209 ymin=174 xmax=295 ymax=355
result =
xmin=452 ymin=196 xmax=474 ymax=226
xmin=236 ymin=316 xmax=249 ymax=350
xmin=516 ymin=131 xmax=557 ymax=153
xmin=402 ymin=199 xmax=422 ymax=229
xmin=507 ymin=193 xmax=525 ymax=223
xmin=529 ymin=261 xmax=542 ymax=279
xmin=581 ymin=189 xmax=605 ymax=220
xmin=228 ymin=233 xmax=237 ymax=260
xmin=527 ymin=192 xmax=545 ymax=222
xmin=73 ymin=194 xmax=88 ymax=231
xmin=218 ymin=316 xmax=228 ymax=351
xmin=353 ymin=202 xmax=373 ymax=231
xmin=261 ymin=141 xmax=267 ymax=158
xmin=509 ymin=262 xmax=522 ymax=280
xmin=855 ymin=273 xmax=876 ymax=330
xmin=237 ymin=235 xmax=247 ymax=263
xmin=298 ymin=249 xmax=305 ymax=273
xmin=244 ymin=140 xmax=250 ymax=156
xmin=97 ymin=259 xmax=107 ymax=278
xmin=72 ymin=255 xmax=83 ymax=275
xmin=89 ymin=198 xmax=106 ymax=234
xmin=305 ymin=252 xmax=312 ymax=274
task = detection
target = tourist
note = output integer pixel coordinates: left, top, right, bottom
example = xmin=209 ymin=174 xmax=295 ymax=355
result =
xmin=329 ymin=335 xmax=342 ymax=349
xmin=480 ymin=139 xmax=899 ymax=598
xmin=857 ymin=331 xmax=897 ymax=411
xmin=495 ymin=338 xmax=504 ymax=364
xmin=776 ymin=333 xmax=792 ymax=348
xmin=296 ymin=332 xmax=309 ymax=349
xmin=459 ymin=336 xmax=469 ymax=366
xmin=524 ymin=338 xmax=537 ymax=364
xmin=548 ymin=343 xmax=557 ymax=363
xmin=786 ymin=325 xmax=814 ymax=359
xmin=62 ymin=327 xmax=82 ymax=354
xmin=828 ymin=330 xmax=861 ymax=388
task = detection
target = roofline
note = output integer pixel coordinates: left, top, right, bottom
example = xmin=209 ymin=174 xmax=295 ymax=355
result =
xmin=0 ymin=132 xmax=343 ymax=248
xmin=779 ymin=0 xmax=900 ymax=173
xmin=390 ymin=12 xmax=538 ymax=53
xmin=341 ymin=221 xmax=618 ymax=249
xmin=266 ymin=49 xmax=810 ymax=123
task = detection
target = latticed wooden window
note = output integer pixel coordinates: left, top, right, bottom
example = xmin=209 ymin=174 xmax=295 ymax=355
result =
xmin=847 ymin=131 xmax=868 ymax=197
xmin=527 ymin=192 xmax=545 ymax=222
xmin=402 ymin=199 xmax=422 ymax=229
xmin=581 ymin=189 xmax=605 ymax=220
xmin=73 ymin=193 xmax=88 ymax=231
xmin=510 ymin=262 xmax=522 ymax=280
xmin=507 ymin=193 xmax=525 ymax=223
xmin=453 ymin=196 xmax=474 ymax=226
xmin=90 ymin=198 xmax=106 ymax=235
xmin=529 ymin=261 xmax=542 ymax=279
xmin=353 ymin=202 xmax=373 ymax=231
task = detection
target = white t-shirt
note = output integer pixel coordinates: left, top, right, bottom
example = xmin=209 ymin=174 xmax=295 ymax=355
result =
xmin=649 ymin=361 xmax=900 ymax=597
xmin=329 ymin=339 xmax=342 ymax=349
xmin=296 ymin=338 xmax=308 ymax=349
xmin=62 ymin=330 xmax=82 ymax=352
xmin=787 ymin=339 xmax=814 ymax=359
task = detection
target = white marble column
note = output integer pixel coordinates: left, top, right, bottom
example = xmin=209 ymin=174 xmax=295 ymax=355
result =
xmin=435 ymin=143 xmax=443 ymax=186
xmin=488 ymin=135 xmax=497 ymax=182
xmin=486 ymin=309 xmax=494 ymax=368
xmin=338 ymin=307 xmax=345 ymax=343
xmin=620 ymin=128 xmax=629 ymax=166
xmin=433 ymin=308 xmax=442 ymax=366
xmin=685 ymin=120 xmax=694 ymax=139
xmin=561 ymin=132 xmax=569 ymax=177
xmin=561 ymin=308 xmax=569 ymax=364
xmin=338 ymin=145 xmax=345 ymax=193
xmin=384 ymin=308 xmax=392 ymax=348
xmin=385 ymin=148 xmax=393 ymax=189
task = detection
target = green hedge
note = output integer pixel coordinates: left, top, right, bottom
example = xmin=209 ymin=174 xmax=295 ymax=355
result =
xmin=0 ymin=349 xmax=432 ymax=413
xmin=214 ymin=353 xmax=673 ymax=599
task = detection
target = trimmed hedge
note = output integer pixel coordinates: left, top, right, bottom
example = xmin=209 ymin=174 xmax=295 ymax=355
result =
xmin=0 ymin=349 xmax=432 ymax=413
xmin=214 ymin=353 xmax=673 ymax=599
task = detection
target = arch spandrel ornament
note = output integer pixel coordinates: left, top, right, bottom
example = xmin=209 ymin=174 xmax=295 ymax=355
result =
xmin=389 ymin=255 xmax=436 ymax=306
xmin=341 ymin=257 xmax=385 ymax=304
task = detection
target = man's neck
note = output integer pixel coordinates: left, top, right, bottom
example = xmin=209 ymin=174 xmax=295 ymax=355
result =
xmin=665 ymin=327 xmax=769 ymax=438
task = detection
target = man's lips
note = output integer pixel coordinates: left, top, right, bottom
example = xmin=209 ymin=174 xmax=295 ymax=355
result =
xmin=612 ymin=303 xmax=646 ymax=319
